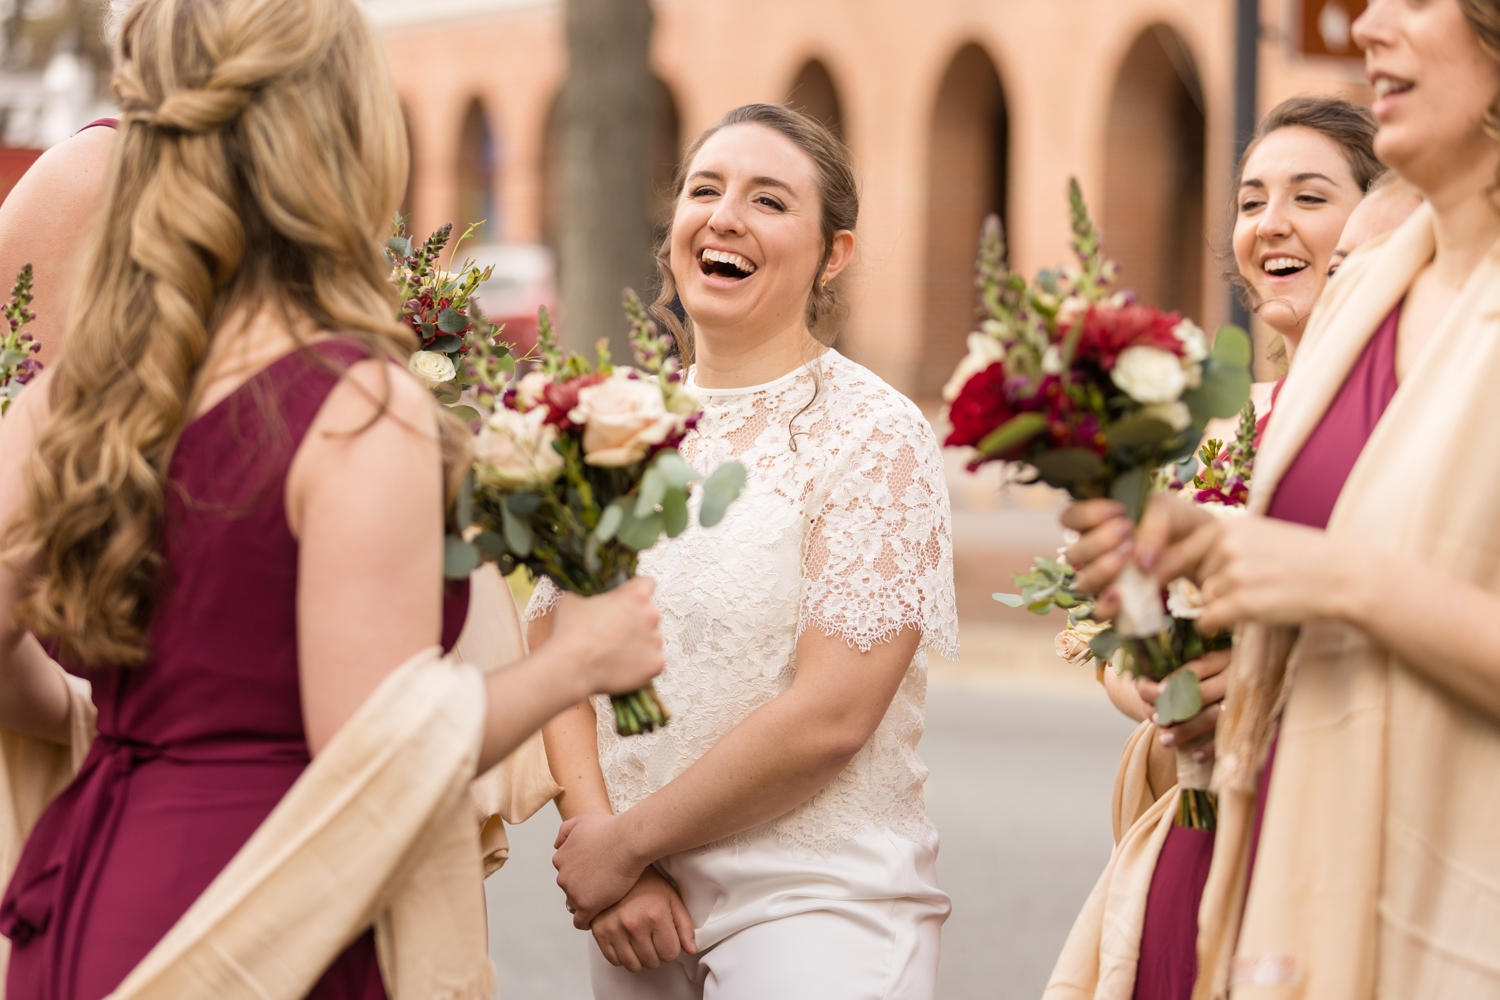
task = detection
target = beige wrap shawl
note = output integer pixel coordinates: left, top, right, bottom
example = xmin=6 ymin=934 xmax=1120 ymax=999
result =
xmin=0 ymin=563 xmax=559 ymax=999
xmin=1192 ymin=203 xmax=1500 ymax=999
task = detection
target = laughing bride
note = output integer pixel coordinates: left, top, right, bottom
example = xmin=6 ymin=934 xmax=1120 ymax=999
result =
xmin=528 ymin=104 xmax=960 ymax=999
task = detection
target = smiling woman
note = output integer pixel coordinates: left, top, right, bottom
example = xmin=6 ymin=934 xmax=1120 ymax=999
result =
xmin=531 ymin=105 xmax=958 ymax=1000
xmin=1229 ymin=97 xmax=1382 ymax=364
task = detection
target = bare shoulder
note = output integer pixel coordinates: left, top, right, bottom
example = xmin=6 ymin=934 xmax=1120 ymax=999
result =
xmin=312 ymin=354 xmax=438 ymax=439
xmin=0 ymin=127 xmax=115 ymax=225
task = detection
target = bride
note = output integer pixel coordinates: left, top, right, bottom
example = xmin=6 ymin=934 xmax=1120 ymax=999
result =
xmin=531 ymin=104 xmax=959 ymax=999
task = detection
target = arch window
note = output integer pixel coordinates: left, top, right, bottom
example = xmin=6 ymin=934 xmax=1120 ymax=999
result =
xmin=787 ymin=58 xmax=846 ymax=142
xmin=456 ymin=97 xmax=499 ymax=237
xmin=920 ymin=43 xmax=1009 ymax=398
xmin=1103 ymin=26 xmax=1206 ymax=319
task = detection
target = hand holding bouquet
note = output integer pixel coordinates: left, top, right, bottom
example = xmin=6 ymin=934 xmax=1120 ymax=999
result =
xmin=955 ymin=182 xmax=1255 ymax=830
xmin=0 ymin=264 xmax=39 ymax=419
xmin=448 ymin=292 xmax=746 ymax=736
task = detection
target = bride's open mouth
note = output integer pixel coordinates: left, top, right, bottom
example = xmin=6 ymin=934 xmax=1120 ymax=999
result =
xmin=1262 ymin=255 xmax=1309 ymax=279
xmin=699 ymin=248 xmax=757 ymax=281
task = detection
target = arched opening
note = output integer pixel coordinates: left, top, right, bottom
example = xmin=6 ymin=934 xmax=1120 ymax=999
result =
xmin=786 ymin=58 xmax=845 ymax=141
xmin=456 ymin=97 xmax=499 ymax=237
xmin=651 ymin=77 xmax=682 ymax=241
xmin=920 ymin=43 xmax=1009 ymax=398
xmin=1103 ymin=26 xmax=1206 ymax=319
xmin=541 ymin=90 xmax=563 ymax=249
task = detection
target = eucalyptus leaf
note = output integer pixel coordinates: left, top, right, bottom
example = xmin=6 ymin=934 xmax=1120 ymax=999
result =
xmin=699 ymin=461 xmax=747 ymax=527
xmin=443 ymin=535 xmax=480 ymax=579
xmin=500 ymin=504 xmax=533 ymax=557
xmin=635 ymin=468 xmax=666 ymax=519
xmin=434 ymin=382 xmax=461 ymax=405
xmin=437 ymin=308 xmax=469 ymax=334
xmin=993 ymin=593 xmax=1025 ymax=607
xmin=652 ymin=449 xmax=701 ymax=490
xmin=447 ymin=405 xmax=481 ymax=426
xmin=616 ymin=508 xmax=665 ymax=551
xmin=1184 ymin=365 xmax=1253 ymax=422
xmin=1088 ymin=627 xmax=1122 ymax=663
xmin=1110 ymin=466 xmax=1150 ymax=522
xmin=0 ymin=349 xmax=23 ymax=367
xmin=662 ymin=487 xmax=689 ymax=537
xmin=977 ymin=412 xmax=1048 ymax=458
xmin=475 ymin=530 xmax=508 ymax=559
xmin=1155 ymin=668 xmax=1204 ymax=725
xmin=386 ymin=236 xmax=413 ymax=257
xmin=506 ymin=491 xmax=539 ymax=517
xmin=1028 ymin=448 xmax=1103 ymax=490
xmin=430 ymin=334 xmax=464 ymax=352
xmin=584 ymin=532 xmax=602 ymax=574
xmin=1212 ymin=324 xmax=1252 ymax=367
xmin=1104 ymin=415 xmax=1174 ymax=449
xmin=594 ymin=502 xmax=623 ymax=542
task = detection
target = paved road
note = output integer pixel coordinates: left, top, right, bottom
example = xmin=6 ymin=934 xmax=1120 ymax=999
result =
xmin=484 ymin=680 xmax=1135 ymax=999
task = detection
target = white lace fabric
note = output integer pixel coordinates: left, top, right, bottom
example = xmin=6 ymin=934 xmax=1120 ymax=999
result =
xmin=526 ymin=351 xmax=959 ymax=854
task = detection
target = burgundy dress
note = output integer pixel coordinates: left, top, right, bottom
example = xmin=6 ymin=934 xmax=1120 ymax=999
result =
xmin=1133 ymin=305 xmax=1401 ymax=1000
xmin=0 ymin=342 xmax=470 ymax=1000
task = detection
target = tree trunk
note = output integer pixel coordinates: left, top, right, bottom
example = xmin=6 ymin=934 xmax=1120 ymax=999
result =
xmin=559 ymin=0 xmax=655 ymax=360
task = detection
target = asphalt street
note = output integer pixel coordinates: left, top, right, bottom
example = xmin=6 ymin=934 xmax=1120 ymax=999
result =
xmin=484 ymin=678 xmax=1135 ymax=999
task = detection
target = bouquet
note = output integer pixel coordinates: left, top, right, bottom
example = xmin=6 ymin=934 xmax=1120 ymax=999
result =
xmin=386 ymin=218 xmax=515 ymax=422
xmin=948 ymin=182 xmax=1254 ymax=830
xmin=0 ymin=264 xmax=39 ymax=419
xmin=445 ymin=291 xmax=746 ymax=736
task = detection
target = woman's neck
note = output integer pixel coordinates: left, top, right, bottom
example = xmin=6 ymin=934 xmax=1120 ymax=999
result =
xmin=1422 ymin=150 xmax=1500 ymax=289
xmin=691 ymin=318 xmax=827 ymax=389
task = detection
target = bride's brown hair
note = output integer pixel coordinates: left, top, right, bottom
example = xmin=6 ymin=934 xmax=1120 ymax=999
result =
xmin=7 ymin=0 xmax=414 ymax=667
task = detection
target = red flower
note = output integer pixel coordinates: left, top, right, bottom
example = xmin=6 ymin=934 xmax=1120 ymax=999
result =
xmin=944 ymin=362 xmax=1016 ymax=450
xmin=542 ymin=373 xmax=608 ymax=427
xmin=1074 ymin=304 xmax=1183 ymax=370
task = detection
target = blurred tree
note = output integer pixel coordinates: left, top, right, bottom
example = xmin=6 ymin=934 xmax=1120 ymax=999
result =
xmin=558 ymin=0 xmax=654 ymax=359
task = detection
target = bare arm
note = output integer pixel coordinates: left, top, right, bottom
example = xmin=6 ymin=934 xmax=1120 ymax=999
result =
xmin=0 ymin=127 xmax=116 ymax=366
xmin=289 ymin=362 xmax=663 ymax=770
xmin=552 ymin=626 xmax=920 ymax=924
xmin=534 ymin=610 xmax=613 ymax=819
xmin=0 ymin=369 xmax=72 ymax=742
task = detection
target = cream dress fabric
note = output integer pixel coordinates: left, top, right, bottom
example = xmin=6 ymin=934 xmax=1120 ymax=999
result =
xmin=529 ymin=351 xmax=959 ymax=997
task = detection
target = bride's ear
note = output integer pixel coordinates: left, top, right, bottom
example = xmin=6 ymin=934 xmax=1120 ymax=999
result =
xmin=822 ymin=230 xmax=856 ymax=284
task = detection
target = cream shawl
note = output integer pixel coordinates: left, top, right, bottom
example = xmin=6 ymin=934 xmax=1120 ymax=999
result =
xmin=1044 ymin=720 xmax=1178 ymax=999
xmin=1193 ymin=203 xmax=1500 ymax=999
xmin=0 ymin=563 xmax=559 ymax=999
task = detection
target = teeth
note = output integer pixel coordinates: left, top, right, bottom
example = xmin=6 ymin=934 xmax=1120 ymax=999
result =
xmin=700 ymin=248 xmax=756 ymax=274
xmin=1264 ymin=257 xmax=1309 ymax=274
xmin=1373 ymin=77 xmax=1411 ymax=98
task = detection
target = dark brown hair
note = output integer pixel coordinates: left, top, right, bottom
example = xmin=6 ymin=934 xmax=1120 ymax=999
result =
xmin=649 ymin=103 xmax=859 ymax=365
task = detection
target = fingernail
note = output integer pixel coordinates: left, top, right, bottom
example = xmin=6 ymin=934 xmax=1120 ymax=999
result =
xmin=1138 ymin=546 xmax=1157 ymax=570
xmin=1160 ymin=731 xmax=1175 ymax=746
xmin=1194 ymin=750 xmax=1207 ymax=762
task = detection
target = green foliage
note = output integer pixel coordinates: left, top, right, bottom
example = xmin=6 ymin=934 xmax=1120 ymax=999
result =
xmin=0 ymin=264 xmax=39 ymax=418
xmin=1154 ymin=668 xmax=1204 ymax=725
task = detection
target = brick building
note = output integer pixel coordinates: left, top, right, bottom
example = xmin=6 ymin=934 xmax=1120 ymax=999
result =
xmin=373 ymin=0 xmax=1369 ymax=398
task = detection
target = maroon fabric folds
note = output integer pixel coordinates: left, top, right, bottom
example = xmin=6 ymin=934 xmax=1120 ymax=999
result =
xmin=1133 ymin=305 xmax=1402 ymax=1000
xmin=2 ymin=342 xmax=469 ymax=1000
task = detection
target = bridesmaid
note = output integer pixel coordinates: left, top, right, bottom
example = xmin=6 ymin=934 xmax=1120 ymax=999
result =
xmin=1068 ymin=0 xmax=1500 ymax=994
xmin=0 ymin=1 xmax=661 ymax=997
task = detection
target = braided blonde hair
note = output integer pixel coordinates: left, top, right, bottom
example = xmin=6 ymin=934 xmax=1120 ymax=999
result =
xmin=8 ymin=0 xmax=412 ymax=667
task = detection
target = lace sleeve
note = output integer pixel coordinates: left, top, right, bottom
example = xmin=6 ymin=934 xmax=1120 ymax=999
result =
xmin=799 ymin=401 xmax=960 ymax=661
xmin=522 ymin=575 xmax=561 ymax=622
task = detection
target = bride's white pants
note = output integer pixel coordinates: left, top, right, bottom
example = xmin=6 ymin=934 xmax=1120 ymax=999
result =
xmin=587 ymin=827 xmax=950 ymax=1000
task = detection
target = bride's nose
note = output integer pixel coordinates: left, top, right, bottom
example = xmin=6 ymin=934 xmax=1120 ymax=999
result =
xmin=707 ymin=196 xmax=747 ymax=236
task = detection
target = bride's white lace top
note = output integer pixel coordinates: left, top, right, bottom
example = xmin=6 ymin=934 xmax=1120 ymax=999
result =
xmin=526 ymin=350 xmax=959 ymax=854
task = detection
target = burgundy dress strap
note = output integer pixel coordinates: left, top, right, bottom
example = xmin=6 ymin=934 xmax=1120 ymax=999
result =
xmin=76 ymin=118 xmax=118 ymax=134
xmin=1134 ymin=305 xmax=1402 ymax=1000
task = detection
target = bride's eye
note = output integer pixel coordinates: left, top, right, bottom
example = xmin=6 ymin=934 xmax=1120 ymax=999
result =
xmin=690 ymin=186 xmax=719 ymax=198
xmin=756 ymin=196 xmax=786 ymax=211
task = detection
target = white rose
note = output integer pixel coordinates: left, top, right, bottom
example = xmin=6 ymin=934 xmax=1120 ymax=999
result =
xmin=514 ymin=370 xmax=552 ymax=410
xmin=1111 ymin=346 xmax=1188 ymax=404
xmin=1139 ymin=400 xmax=1192 ymax=432
xmin=1173 ymin=321 xmax=1208 ymax=390
xmin=475 ymin=406 xmax=564 ymax=488
xmin=569 ymin=374 xmax=678 ymax=467
xmin=1055 ymin=628 xmax=1097 ymax=667
xmin=409 ymin=350 xmax=456 ymax=386
xmin=1166 ymin=577 xmax=1205 ymax=619
xmin=1041 ymin=344 xmax=1065 ymax=375
xmin=941 ymin=332 xmax=1006 ymax=403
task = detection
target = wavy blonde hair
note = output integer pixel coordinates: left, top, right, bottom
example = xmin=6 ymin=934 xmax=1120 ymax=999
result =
xmin=8 ymin=0 xmax=414 ymax=668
